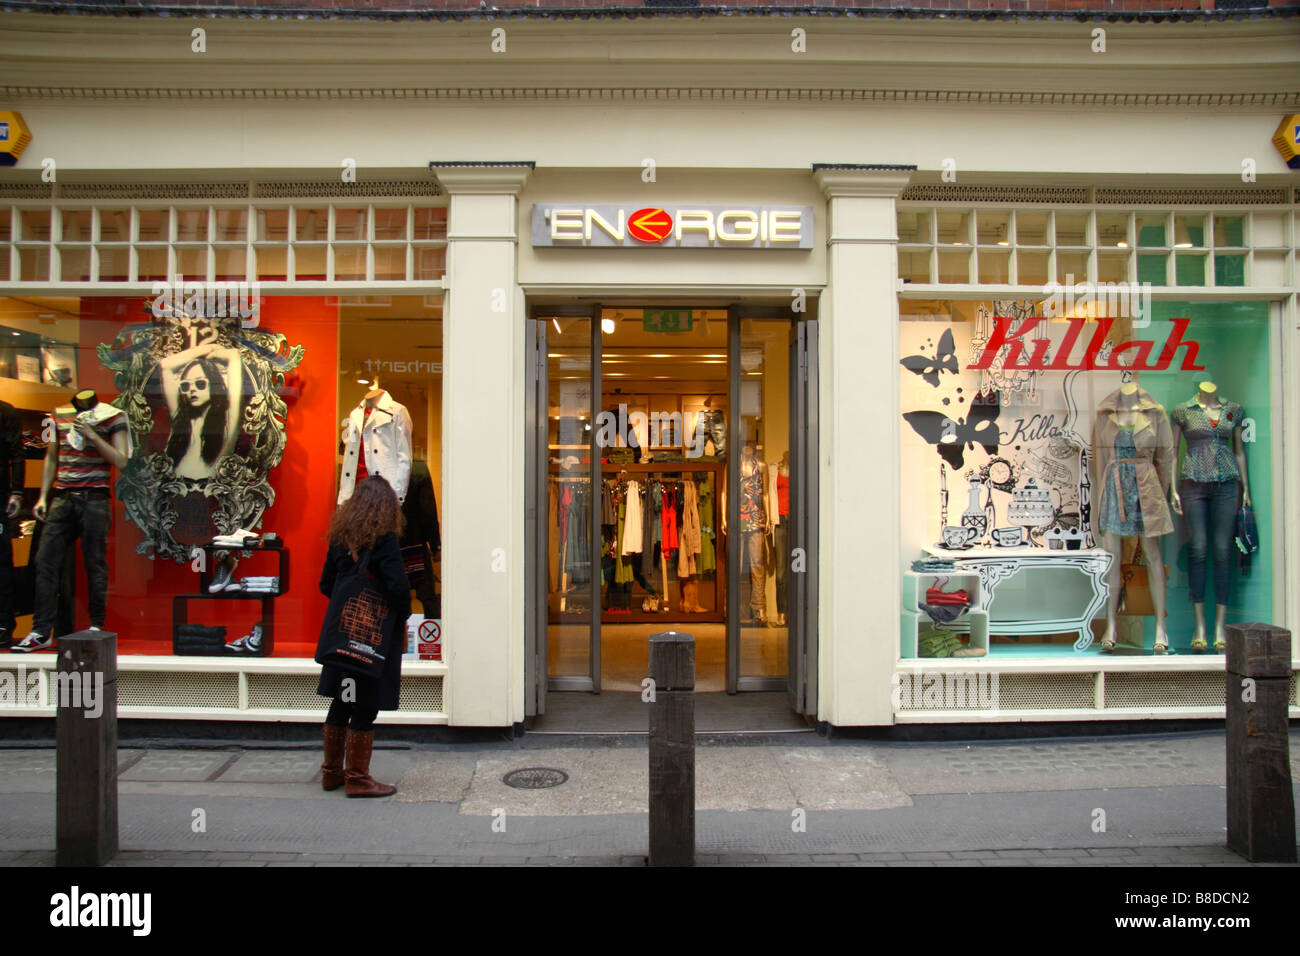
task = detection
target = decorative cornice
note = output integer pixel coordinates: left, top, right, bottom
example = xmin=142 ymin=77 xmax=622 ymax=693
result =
xmin=0 ymin=2 xmax=1296 ymax=24
xmin=430 ymin=162 xmax=533 ymax=193
xmin=3 ymin=87 xmax=1298 ymax=107
xmin=814 ymin=165 xmax=915 ymax=199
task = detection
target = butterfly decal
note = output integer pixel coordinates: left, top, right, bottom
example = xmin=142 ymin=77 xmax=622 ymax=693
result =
xmin=903 ymin=390 xmax=1001 ymax=470
xmin=900 ymin=328 xmax=959 ymax=388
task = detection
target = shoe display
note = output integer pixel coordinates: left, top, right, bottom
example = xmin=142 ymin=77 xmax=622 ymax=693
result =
xmin=225 ymin=623 xmax=264 ymax=653
xmin=208 ymin=556 xmax=238 ymax=593
xmin=11 ymin=631 xmax=53 ymax=653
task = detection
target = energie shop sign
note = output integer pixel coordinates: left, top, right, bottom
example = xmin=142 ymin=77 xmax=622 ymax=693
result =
xmin=532 ymin=203 xmax=814 ymax=250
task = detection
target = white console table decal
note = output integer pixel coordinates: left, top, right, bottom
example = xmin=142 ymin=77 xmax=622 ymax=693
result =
xmin=923 ymin=546 xmax=1113 ymax=651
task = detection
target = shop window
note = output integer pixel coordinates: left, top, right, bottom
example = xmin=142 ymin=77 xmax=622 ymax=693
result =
xmin=0 ymin=208 xmax=10 ymax=242
xmin=899 ymin=297 xmax=1274 ymax=660
xmin=897 ymin=210 xmax=931 ymax=244
xmin=137 ymin=210 xmax=170 ymax=243
xmin=1055 ymin=250 xmax=1089 ymax=285
xmin=98 ymin=210 xmax=131 ymax=243
xmin=60 ymin=210 xmax=92 ymax=243
xmin=175 ymin=208 xmax=208 ymax=242
xmin=372 ymin=244 xmax=406 ymax=281
xmin=413 ymin=207 xmax=447 ymax=241
xmin=333 ymin=245 xmax=367 ymax=281
xmin=976 ymin=211 xmax=1010 ymax=247
xmin=1175 ymin=252 xmax=1207 ymax=287
xmin=937 ymin=249 xmax=970 ymax=284
xmin=1054 ymin=213 xmax=1089 ymax=248
xmin=1096 ymin=213 xmax=1130 ymax=249
xmin=95 ymin=246 xmax=129 ymax=281
xmin=898 ymin=248 xmax=931 ymax=285
xmin=213 ymin=245 xmax=247 ymax=282
xmin=1213 ymin=254 xmax=1245 ymax=287
xmin=293 ymin=243 xmax=327 ymax=281
xmin=1096 ymin=251 xmax=1129 ymax=284
xmin=257 ymin=208 xmax=290 ymax=243
xmin=176 ymin=244 xmax=207 ymax=282
xmin=413 ymin=246 xmax=446 ymax=281
xmin=295 ymin=207 xmax=329 ymax=242
xmin=373 ymin=208 xmax=408 ymax=241
xmin=333 ymin=208 xmax=367 ymax=242
xmin=1213 ymin=215 xmax=1245 ymax=248
xmin=936 ymin=211 xmax=971 ymax=246
xmin=0 ymin=294 xmax=443 ymax=661
xmin=1136 ymin=214 xmax=1167 ymax=248
xmin=1015 ymin=212 xmax=1049 ymax=246
xmin=59 ymin=247 xmax=91 ymax=282
xmin=214 ymin=209 xmax=248 ymax=243
xmin=255 ymin=245 xmax=289 ymax=281
xmin=1016 ymin=250 xmax=1049 ymax=286
xmin=135 ymin=246 xmax=169 ymax=282
xmin=18 ymin=246 xmax=50 ymax=281
xmin=976 ymin=249 xmax=1010 ymax=285
xmin=19 ymin=210 xmax=50 ymax=242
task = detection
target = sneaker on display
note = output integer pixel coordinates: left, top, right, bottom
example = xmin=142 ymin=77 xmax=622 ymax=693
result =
xmin=208 ymin=557 xmax=238 ymax=593
xmin=226 ymin=623 xmax=264 ymax=654
xmin=11 ymin=632 xmax=53 ymax=653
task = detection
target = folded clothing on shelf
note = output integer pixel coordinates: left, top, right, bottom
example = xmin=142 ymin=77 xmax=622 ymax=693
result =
xmin=911 ymin=559 xmax=956 ymax=573
xmin=173 ymin=624 xmax=228 ymax=656
xmin=924 ymin=587 xmax=970 ymax=607
xmin=918 ymin=629 xmax=965 ymax=658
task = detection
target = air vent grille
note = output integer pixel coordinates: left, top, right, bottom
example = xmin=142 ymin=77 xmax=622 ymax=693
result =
xmin=1095 ymin=187 xmax=1289 ymax=206
xmin=900 ymin=185 xmax=1091 ymax=205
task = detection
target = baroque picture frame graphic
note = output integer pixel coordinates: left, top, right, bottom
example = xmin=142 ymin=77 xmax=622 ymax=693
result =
xmin=97 ymin=303 xmax=306 ymax=563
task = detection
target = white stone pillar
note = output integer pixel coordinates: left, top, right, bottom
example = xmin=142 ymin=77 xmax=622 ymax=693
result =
xmin=813 ymin=165 xmax=914 ymax=727
xmin=432 ymin=163 xmax=532 ymax=727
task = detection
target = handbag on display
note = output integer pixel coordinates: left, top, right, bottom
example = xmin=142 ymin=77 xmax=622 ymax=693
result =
xmin=1117 ymin=539 xmax=1169 ymax=617
xmin=1234 ymin=505 xmax=1259 ymax=576
xmin=314 ymin=549 xmax=400 ymax=680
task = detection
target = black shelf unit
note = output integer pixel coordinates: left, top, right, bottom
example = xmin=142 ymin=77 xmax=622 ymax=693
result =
xmin=172 ymin=545 xmax=290 ymax=656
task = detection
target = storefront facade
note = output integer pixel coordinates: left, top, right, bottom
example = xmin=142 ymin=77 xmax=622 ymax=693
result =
xmin=0 ymin=10 xmax=1296 ymax=727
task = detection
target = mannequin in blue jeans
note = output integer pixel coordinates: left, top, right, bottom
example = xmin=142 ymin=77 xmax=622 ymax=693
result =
xmin=1170 ymin=381 xmax=1251 ymax=653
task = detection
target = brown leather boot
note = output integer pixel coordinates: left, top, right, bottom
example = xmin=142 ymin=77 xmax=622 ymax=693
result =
xmin=344 ymin=729 xmax=397 ymax=798
xmin=321 ymin=724 xmax=347 ymax=791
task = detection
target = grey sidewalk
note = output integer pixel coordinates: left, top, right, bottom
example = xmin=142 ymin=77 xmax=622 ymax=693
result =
xmin=1 ymin=731 xmax=1296 ymax=866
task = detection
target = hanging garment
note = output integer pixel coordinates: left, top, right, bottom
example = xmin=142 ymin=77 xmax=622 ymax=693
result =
xmin=548 ymin=482 xmax=559 ymax=590
xmin=678 ymin=479 xmax=702 ymax=577
xmin=614 ymin=497 xmax=634 ymax=585
xmin=697 ymin=478 xmax=717 ymax=574
xmin=641 ymin=481 xmax=663 ymax=586
xmin=621 ymin=480 xmax=644 ymax=555
xmin=661 ymin=483 xmax=679 ymax=553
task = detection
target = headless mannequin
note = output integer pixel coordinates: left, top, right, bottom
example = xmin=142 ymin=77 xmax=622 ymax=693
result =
xmin=1169 ymin=380 xmax=1252 ymax=651
xmin=1099 ymin=384 xmax=1170 ymax=653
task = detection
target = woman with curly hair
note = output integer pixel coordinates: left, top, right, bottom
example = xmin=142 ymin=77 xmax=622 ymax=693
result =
xmin=316 ymin=476 xmax=411 ymax=798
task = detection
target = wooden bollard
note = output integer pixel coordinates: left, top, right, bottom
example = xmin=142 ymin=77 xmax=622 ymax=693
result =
xmin=56 ymin=630 xmax=118 ymax=867
xmin=649 ymin=631 xmax=695 ymax=868
xmin=1224 ymin=622 xmax=1296 ymax=863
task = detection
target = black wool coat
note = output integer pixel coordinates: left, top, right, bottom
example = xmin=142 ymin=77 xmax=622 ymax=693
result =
xmin=315 ymin=532 xmax=411 ymax=711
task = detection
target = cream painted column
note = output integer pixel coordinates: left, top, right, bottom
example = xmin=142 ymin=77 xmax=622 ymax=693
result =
xmin=432 ymin=163 xmax=532 ymax=727
xmin=813 ymin=165 xmax=914 ymax=727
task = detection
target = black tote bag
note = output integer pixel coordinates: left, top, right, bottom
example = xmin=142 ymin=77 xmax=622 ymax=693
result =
xmin=315 ymin=550 xmax=400 ymax=680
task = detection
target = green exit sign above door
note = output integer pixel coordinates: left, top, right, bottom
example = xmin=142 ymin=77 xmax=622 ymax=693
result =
xmin=643 ymin=309 xmax=693 ymax=333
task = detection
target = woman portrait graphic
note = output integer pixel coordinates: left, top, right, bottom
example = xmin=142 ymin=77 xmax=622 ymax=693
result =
xmin=159 ymin=342 xmax=244 ymax=481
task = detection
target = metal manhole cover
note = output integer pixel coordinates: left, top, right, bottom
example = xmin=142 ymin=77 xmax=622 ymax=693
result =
xmin=502 ymin=767 xmax=569 ymax=790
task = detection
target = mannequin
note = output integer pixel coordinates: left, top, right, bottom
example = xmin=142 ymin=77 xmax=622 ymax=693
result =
xmin=770 ymin=450 xmax=790 ymax=627
xmin=1170 ymin=380 xmax=1251 ymax=653
xmin=12 ymin=390 xmax=129 ymax=653
xmin=338 ymin=384 xmax=413 ymax=505
xmin=0 ymin=397 xmax=24 ymax=647
xmin=1092 ymin=383 xmax=1175 ymax=654
xmin=738 ymin=442 xmax=769 ymax=626
xmin=693 ymin=397 xmax=726 ymax=460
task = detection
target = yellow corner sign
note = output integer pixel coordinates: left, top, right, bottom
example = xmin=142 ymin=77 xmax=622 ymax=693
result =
xmin=1273 ymin=114 xmax=1300 ymax=170
xmin=0 ymin=111 xmax=32 ymax=167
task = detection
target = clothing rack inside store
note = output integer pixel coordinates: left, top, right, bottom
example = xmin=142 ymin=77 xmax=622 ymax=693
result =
xmin=547 ymin=459 xmax=726 ymax=624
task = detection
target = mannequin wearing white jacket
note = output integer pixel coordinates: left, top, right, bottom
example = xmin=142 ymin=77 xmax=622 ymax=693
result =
xmin=338 ymin=389 xmax=413 ymax=505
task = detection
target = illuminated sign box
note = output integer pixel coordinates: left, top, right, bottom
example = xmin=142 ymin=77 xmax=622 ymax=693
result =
xmin=532 ymin=203 xmax=814 ymax=250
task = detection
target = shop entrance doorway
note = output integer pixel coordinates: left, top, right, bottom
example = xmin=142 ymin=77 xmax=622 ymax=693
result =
xmin=525 ymin=303 xmax=818 ymax=721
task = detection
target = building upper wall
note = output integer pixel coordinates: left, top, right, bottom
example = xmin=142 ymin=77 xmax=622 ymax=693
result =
xmin=0 ymin=13 xmax=1296 ymax=98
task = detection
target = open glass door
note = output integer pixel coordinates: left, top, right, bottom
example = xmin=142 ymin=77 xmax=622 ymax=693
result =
xmin=787 ymin=318 xmax=818 ymax=715
xmin=728 ymin=308 xmax=816 ymax=698
xmin=527 ymin=308 xmax=602 ymax=707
